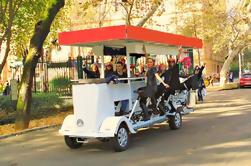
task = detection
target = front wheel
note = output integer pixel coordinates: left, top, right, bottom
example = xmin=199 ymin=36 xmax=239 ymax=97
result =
xmin=112 ymin=124 xmax=129 ymax=152
xmin=64 ymin=136 xmax=83 ymax=149
xmin=169 ymin=112 xmax=182 ymax=130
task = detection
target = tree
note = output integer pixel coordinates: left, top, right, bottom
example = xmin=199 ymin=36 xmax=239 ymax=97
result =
xmin=73 ymin=0 xmax=165 ymax=29
xmin=0 ymin=0 xmax=23 ymax=75
xmin=173 ymin=0 xmax=251 ymax=87
xmin=15 ymin=0 xmax=65 ymax=130
xmin=219 ymin=1 xmax=251 ymax=86
xmin=14 ymin=0 xmax=164 ymax=130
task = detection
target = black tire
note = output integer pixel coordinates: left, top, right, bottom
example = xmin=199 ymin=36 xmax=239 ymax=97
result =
xmin=112 ymin=124 xmax=129 ymax=152
xmin=64 ymin=136 xmax=83 ymax=149
xmin=169 ymin=112 xmax=182 ymax=130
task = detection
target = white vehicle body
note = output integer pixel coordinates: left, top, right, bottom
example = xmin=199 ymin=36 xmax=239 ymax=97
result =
xmin=58 ymin=25 xmax=202 ymax=151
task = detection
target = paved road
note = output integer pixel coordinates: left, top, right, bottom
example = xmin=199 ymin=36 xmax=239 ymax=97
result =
xmin=1 ymin=89 xmax=251 ymax=166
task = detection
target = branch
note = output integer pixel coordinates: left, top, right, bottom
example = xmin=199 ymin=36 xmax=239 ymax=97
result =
xmin=119 ymin=2 xmax=129 ymax=15
xmin=99 ymin=0 xmax=109 ymax=27
xmin=127 ymin=0 xmax=136 ymax=25
xmin=0 ymin=0 xmax=9 ymax=28
xmin=136 ymin=0 xmax=163 ymax=27
xmin=30 ymin=0 xmax=65 ymax=50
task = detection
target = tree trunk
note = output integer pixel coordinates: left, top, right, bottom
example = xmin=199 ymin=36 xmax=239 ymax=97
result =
xmin=220 ymin=45 xmax=245 ymax=87
xmin=136 ymin=0 xmax=163 ymax=27
xmin=15 ymin=0 xmax=65 ymax=130
xmin=0 ymin=32 xmax=12 ymax=75
xmin=219 ymin=1 xmax=251 ymax=87
xmin=15 ymin=49 xmax=39 ymax=129
xmin=0 ymin=0 xmax=15 ymax=75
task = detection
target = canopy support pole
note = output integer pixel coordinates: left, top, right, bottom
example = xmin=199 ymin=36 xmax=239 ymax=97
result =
xmin=101 ymin=45 xmax=105 ymax=78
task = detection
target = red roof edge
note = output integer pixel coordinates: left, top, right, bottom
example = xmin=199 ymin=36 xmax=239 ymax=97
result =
xmin=58 ymin=25 xmax=203 ymax=48
xmin=58 ymin=25 xmax=127 ymax=46
xmin=126 ymin=26 xmax=203 ymax=48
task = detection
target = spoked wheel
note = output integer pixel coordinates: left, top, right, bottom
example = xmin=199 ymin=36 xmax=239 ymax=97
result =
xmin=64 ymin=136 xmax=83 ymax=149
xmin=169 ymin=112 xmax=182 ymax=130
xmin=112 ymin=124 xmax=129 ymax=152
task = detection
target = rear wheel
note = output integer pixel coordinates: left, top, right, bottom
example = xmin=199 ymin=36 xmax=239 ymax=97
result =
xmin=112 ymin=124 xmax=129 ymax=152
xmin=64 ymin=136 xmax=83 ymax=149
xmin=169 ymin=112 xmax=182 ymax=130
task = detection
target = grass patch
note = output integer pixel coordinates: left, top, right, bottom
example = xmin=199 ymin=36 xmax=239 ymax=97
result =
xmin=0 ymin=92 xmax=73 ymax=125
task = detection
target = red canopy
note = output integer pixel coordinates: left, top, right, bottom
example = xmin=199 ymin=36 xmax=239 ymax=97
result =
xmin=58 ymin=25 xmax=203 ymax=48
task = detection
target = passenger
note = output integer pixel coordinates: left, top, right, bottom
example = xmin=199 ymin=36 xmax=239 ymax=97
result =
xmin=114 ymin=61 xmax=129 ymax=115
xmin=158 ymin=63 xmax=166 ymax=75
xmin=115 ymin=61 xmax=128 ymax=82
xmin=138 ymin=57 xmax=169 ymax=121
xmin=116 ymin=57 xmax=126 ymax=73
xmin=83 ymin=63 xmax=100 ymax=79
xmin=130 ymin=64 xmax=135 ymax=76
xmin=137 ymin=64 xmax=145 ymax=77
xmin=156 ymin=53 xmax=181 ymax=101
xmin=105 ymin=62 xmax=114 ymax=78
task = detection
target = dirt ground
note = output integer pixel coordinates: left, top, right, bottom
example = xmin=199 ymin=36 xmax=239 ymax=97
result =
xmin=0 ymin=110 xmax=72 ymax=135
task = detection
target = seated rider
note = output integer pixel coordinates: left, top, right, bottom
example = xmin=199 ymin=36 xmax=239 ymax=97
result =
xmin=114 ymin=61 xmax=129 ymax=115
xmin=138 ymin=56 xmax=169 ymax=121
xmin=83 ymin=63 xmax=100 ymax=79
xmin=156 ymin=51 xmax=182 ymax=101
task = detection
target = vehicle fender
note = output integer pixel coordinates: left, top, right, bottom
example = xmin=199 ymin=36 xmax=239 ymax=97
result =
xmin=59 ymin=114 xmax=75 ymax=135
xmin=99 ymin=116 xmax=136 ymax=135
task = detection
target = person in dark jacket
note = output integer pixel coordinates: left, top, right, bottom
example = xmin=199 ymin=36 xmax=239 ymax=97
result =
xmin=138 ymin=57 xmax=169 ymax=121
xmin=156 ymin=54 xmax=181 ymax=100
xmin=83 ymin=63 xmax=100 ymax=79
xmin=105 ymin=62 xmax=114 ymax=78
xmin=194 ymin=64 xmax=206 ymax=102
xmin=114 ymin=61 xmax=129 ymax=115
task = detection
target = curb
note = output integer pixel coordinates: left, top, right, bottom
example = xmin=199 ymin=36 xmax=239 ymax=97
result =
xmin=0 ymin=124 xmax=60 ymax=140
xmin=207 ymin=86 xmax=239 ymax=92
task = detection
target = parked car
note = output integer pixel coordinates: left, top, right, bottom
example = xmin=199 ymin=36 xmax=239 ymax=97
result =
xmin=239 ymin=73 xmax=251 ymax=87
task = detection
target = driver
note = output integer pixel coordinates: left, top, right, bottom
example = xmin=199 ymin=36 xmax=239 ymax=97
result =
xmin=138 ymin=57 xmax=169 ymax=121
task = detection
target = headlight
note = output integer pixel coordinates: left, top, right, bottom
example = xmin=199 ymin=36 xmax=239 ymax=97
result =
xmin=77 ymin=119 xmax=84 ymax=127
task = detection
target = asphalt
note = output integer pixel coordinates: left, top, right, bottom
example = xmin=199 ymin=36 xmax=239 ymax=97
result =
xmin=0 ymin=88 xmax=251 ymax=166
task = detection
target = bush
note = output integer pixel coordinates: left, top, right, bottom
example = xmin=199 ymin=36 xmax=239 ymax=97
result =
xmin=49 ymin=77 xmax=71 ymax=95
xmin=0 ymin=92 xmax=73 ymax=124
xmin=31 ymin=93 xmax=70 ymax=112
xmin=0 ymin=96 xmax=16 ymax=113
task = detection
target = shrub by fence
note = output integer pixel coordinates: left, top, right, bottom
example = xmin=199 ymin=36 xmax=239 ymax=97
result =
xmin=0 ymin=93 xmax=73 ymax=125
xmin=49 ymin=76 xmax=72 ymax=96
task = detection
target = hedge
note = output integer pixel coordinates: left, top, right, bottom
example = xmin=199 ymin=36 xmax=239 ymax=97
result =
xmin=0 ymin=92 xmax=73 ymax=125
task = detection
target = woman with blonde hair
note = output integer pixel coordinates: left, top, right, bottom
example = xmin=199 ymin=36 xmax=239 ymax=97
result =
xmin=83 ymin=63 xmax=100 ymax=79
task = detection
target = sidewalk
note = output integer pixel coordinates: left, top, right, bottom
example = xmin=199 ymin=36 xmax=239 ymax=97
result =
xmin=206 ymin=82 xmax=221 ymax=92
xmin=206 ymin=82 xmax=239 ymax=92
